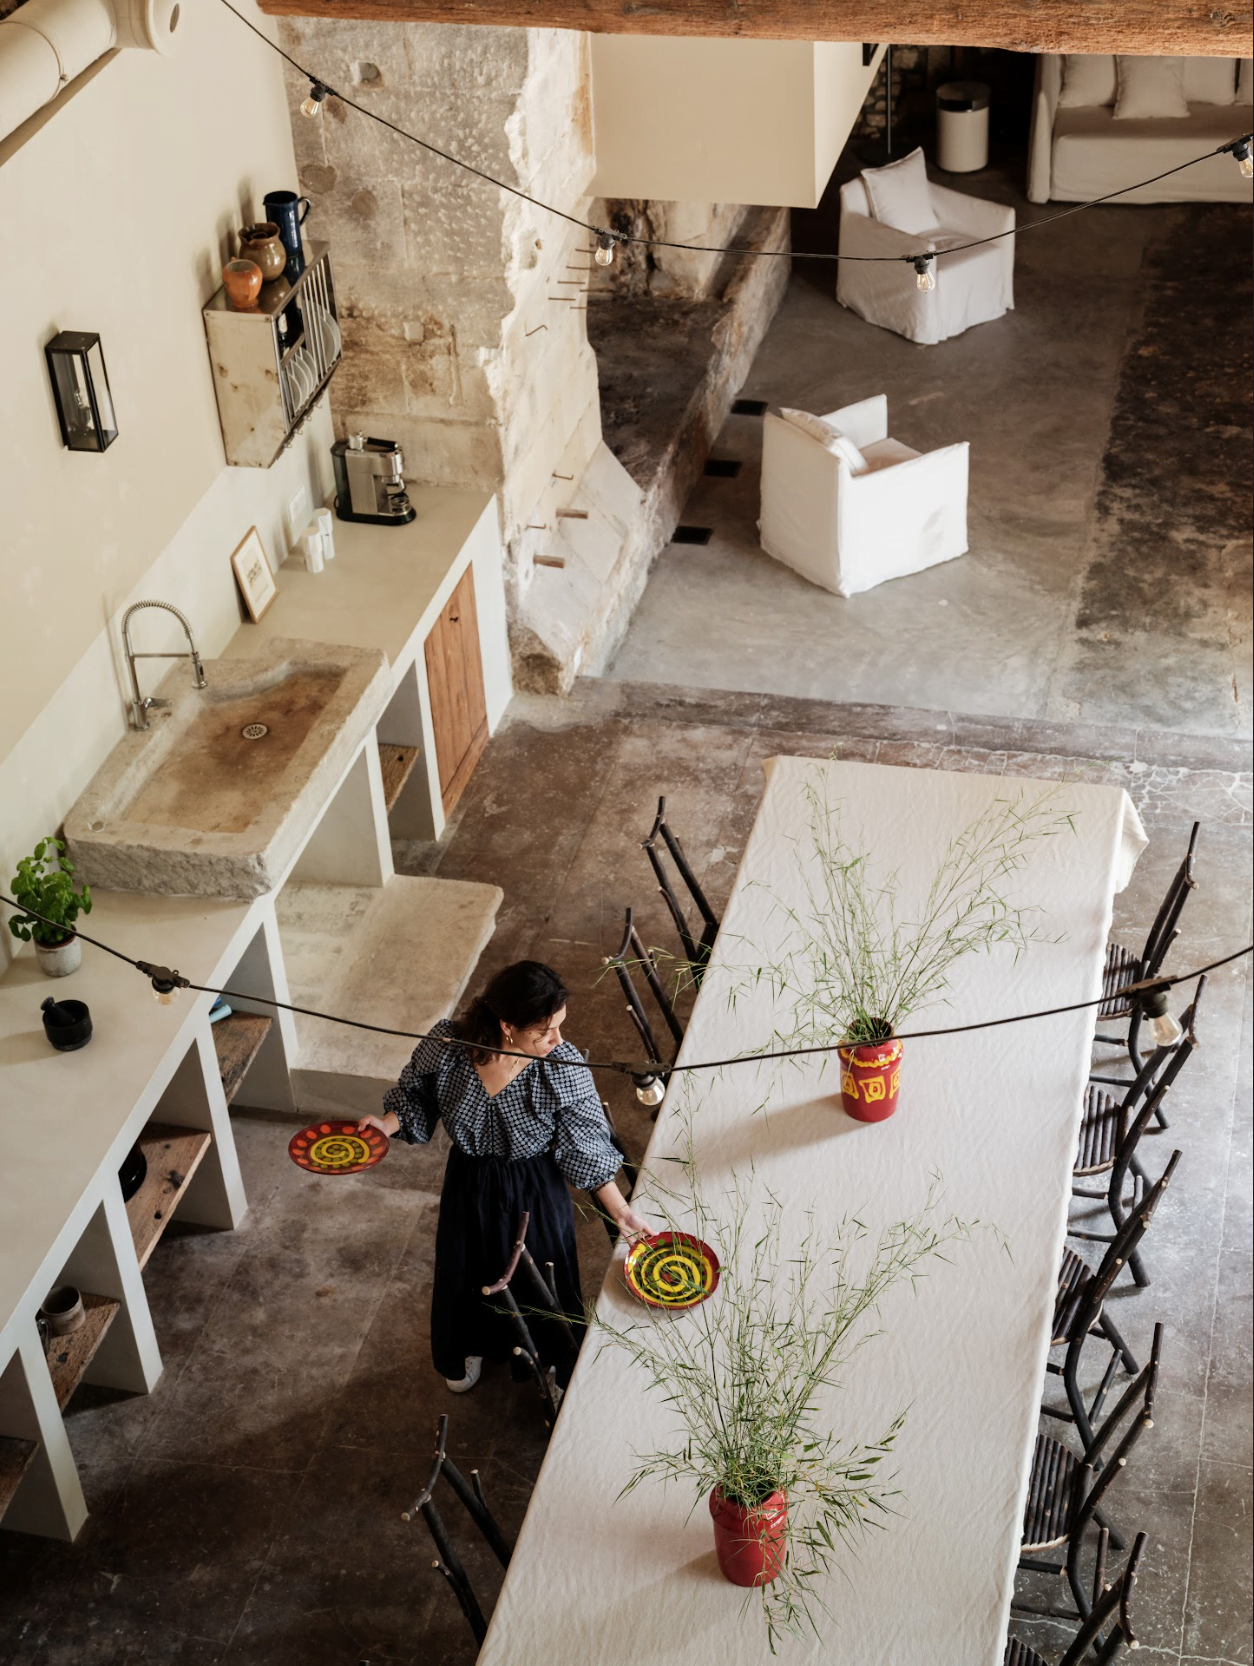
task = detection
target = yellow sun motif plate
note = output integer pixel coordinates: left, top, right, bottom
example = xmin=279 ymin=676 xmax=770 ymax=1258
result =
xmin=624 ymin=1232 xmax=721 ymax=1309
xmin=288 ymin=1119 xmax=388 ymax=1176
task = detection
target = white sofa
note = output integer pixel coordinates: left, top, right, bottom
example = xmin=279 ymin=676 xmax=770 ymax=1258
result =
xmin=759 ymin=397 xmax=969 ymax=598
xmin=836 ymin=169 xmax=1015 ymax=346
xmin=1028 ymin=54 xmax=1253 ymax=203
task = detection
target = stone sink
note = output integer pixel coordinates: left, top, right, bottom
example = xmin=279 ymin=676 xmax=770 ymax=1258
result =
xmin=65 ymin=639 xmax=391 ymax=900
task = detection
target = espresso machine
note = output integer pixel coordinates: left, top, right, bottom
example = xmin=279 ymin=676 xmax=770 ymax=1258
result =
xmin=331 ymin=434 xmax=415 ymax=525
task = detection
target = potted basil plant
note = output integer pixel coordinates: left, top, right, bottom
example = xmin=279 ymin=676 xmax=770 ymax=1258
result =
xmin=7 ymin=838 xmax=93 ymax=978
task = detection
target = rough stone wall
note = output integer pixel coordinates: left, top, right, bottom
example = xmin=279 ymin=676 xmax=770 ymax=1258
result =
xmin=277 ymin=21 xmax=604 ymax=624
xmin=590 ymin=199 xmax=751 ymax=299
xmin=854 ymin=45 xmax=954 ymax=138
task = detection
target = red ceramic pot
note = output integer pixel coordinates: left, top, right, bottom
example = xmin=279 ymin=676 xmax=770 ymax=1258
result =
xmin=709 ymin=1486 xmax=788 ymax=1587
xmin=837 ymin=1032 xmax=903 ymax=1122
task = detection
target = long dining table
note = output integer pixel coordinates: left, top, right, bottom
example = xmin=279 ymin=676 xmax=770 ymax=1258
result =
xmin=477 ymin=755 xmax=1147 ymax=1666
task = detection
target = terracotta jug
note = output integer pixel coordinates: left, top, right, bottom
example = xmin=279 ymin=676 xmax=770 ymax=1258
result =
xmin=222 ymin=259 xmax=263 ymax=311
xmin=237 ymin=222 xmax=287 ymax=283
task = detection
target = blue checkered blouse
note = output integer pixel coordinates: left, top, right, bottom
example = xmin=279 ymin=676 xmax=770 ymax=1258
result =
xmin=384 ymin=1019 xmax=621 ymax=1191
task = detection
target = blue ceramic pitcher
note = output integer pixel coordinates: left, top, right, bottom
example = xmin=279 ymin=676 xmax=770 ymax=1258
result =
xmin=263 ymin=191 xmax=311 ymax=281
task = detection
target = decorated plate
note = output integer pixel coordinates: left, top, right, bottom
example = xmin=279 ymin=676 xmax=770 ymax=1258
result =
xmin=288 ymin=1119 xmax=388 ymax=1176
xmin=624 ymin=1231 xmax=720 ymax=1309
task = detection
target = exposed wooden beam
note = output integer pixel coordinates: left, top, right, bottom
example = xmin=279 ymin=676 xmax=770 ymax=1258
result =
xmin=255 ymin=0 xmax=1250 ymax=57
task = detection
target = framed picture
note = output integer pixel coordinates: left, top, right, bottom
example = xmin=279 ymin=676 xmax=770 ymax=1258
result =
xmin=230 ymin=527 xmax=277 ymax=622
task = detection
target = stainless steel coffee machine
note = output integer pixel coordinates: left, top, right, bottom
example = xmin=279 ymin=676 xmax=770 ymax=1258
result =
xmin=331 ymin=434 xmax=415 ymax=525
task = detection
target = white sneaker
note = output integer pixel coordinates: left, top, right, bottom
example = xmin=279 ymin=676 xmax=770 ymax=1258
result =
xmin=445 ymin=1356 xmax=482 ymax=1394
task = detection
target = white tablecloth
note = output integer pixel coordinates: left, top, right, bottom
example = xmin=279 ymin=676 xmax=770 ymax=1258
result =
xmin=478 ymin=758 xmax=1147 ymax=1666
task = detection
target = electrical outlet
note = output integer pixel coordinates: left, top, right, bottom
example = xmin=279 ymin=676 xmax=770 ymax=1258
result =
xmin=286 ymin=487 xmax=309 ymax=543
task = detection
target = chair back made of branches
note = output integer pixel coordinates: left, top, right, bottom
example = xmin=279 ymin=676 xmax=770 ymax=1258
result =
xmin=642 ymin=796 xmax=721 ymax=980
xmin=1050 ymin=1151 xmax=1180 ymax=1447
xmin=483 ymin=1210 xmax=579 ymax=1429
xmin=1009 ymin=1529 xmax=1149 ymax=1665
xmin=1072 ymin=980 xmax=1204 ymax=1287
xmin=401 ymin=1413 xmax=512 ymax=1645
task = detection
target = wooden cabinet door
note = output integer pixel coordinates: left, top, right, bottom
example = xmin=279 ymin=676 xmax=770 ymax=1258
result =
xmin=424 ymin=565 xmax=488 ymax=815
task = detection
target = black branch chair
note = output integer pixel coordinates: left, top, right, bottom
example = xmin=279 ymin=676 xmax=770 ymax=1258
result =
xmin=1071 ymin=981 xmax=1203 ymax=1289
xmin=483 ymin=1210 xmax=580 ymax=1430
xmin=603 ymin=906 xmax=685 ymax=1118
xmin=1046 ymin=1151 xmax=1180 ymax=1448
xmin=1018 ymin=1325 xmax=1162 ymax=1623
xmin=401 ymin=1413 xmax=513 ymax=1647
xmin=1093 ymin=820 xmax=1199 ymax=1128
xmin=642 ymin=796 xmax=721 ymax=984
xmin=1006 ymin=1529 xmax=1148 ymax=1666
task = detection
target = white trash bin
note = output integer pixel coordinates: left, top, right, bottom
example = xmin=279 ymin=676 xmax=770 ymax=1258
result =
xmin=936 ymin=81 xmax=990 ymax=173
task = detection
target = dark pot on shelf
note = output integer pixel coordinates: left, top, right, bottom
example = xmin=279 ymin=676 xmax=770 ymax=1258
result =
xmin=41 ymin=1286 xmax=84 ymax=1336
xmin=118 ymin=1143 xmax=147 ymax=1204
xmin=41 ymin=996 xmax=92 ymax=1051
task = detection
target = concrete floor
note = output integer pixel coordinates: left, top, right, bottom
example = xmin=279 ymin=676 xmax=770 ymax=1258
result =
xmin=1 ymin=684 xmax=1248 ymax=1665
xmin=610 ymin=174 xmax=1253 ymax=739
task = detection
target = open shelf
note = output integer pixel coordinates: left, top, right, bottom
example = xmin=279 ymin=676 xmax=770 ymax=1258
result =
xmin=378 ymin=742 xmax=420 ymax=813
xmin=126 ymin=1124 xmax=212 ymax=1270
xmin=212 ymin=1011 xmax=273 ymax=1107
xmin=45 ymin=1293 xmax=121 ymax=1411
xmin=0 ymin=1437 xmax=38 ymax=1523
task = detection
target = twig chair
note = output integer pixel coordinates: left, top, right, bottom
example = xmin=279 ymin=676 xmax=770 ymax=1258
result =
xmin=603 ymin=906 xmax=684 ymax=1117
xmin=1005 ymin=1528 xmax=1148 ymax=1665
xmin=1019 ymin=1326 xmax=1161 ymax=1622
xmin=641 ymin=796 xmax=721 ymax=982
xmin=401 ymin=1413 xmax=512 ymax=1646
xmin=483 ymin=1210 xmax=579 ymax=1429
xmin=1093 ymin=820 xmax=1199 ymax=1128
xmin=1046 ymin=1152 xmax=1180 ymax=1447
xmin=1071 ymin=982 xmax=1203 ymax=1288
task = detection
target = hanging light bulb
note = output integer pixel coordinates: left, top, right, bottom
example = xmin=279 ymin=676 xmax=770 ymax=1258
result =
xmin=912 ymin=255 xmax=936 ymax=292
xmin=1231 ymin=136 xmax=1254 ymax=178
xmin=138 ymin=961 xmax=190 ymax=1006
xmin=594 ymin=233 xmax=618 ymax=268
xmin=301 ymin=81 xmax=330 ymax=119
xmin=632 ymin=1071 xmax=666 ymax=1108
xmin=1139 ymin=986 xmax=1183 ymax=1049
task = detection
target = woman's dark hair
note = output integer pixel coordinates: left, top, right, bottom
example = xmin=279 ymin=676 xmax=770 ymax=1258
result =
xmin=454 ymin=961 xmax=568 ymax=1063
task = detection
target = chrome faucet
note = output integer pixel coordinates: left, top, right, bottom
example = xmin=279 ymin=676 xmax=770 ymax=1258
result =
xmin=122 ymin=600 xmax=207 ymax=730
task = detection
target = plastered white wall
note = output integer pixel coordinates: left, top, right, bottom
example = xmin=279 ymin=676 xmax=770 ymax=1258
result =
xmin=590 ymin=35 xmax=884 ymax=209
xmin=0 ymin=0 xmax=325 ymax=764
xmin=0 ymin=0 xmax=334 ymax=942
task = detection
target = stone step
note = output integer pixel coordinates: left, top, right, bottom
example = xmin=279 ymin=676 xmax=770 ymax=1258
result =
xmin=276 ymin=875 xmax=502 ymax=1116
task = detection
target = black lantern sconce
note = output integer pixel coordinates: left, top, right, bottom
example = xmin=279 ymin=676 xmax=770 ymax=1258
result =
xmin=45 ymin=331 xmax=118 ymax=452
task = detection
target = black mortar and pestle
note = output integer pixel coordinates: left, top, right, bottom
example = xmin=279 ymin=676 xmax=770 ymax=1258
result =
xmin=41 ymin=996 xmax=92 ymax=1051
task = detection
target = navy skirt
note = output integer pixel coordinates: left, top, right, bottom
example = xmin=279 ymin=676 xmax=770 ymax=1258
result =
xmin=430 ymin=1143 xmax=583 ymax=1382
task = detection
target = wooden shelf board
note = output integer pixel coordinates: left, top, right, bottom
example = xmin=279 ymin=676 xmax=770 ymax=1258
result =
xmin=45 ymin=1292 xmax=121 ymax=1412
xmin=378 ymin=742 xmax=421 ymax=813
xmin=0 ymin=1436 xmax=38 ymax=1522
xmin=212 ymin=1011 xmax=273 ymax=1107
xmin=126 ymin=1124 xmax=212 ymax=1269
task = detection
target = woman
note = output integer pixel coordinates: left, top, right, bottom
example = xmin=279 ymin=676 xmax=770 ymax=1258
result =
xmin=358 ymin=960 xmax=646 ymax=1393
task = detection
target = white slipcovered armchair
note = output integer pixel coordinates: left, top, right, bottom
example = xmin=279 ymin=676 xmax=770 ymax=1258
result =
xmin=836 ymin=149 xmax=1015 ymax=345
xmin=759 ymin=396 xmax=969 ymax=598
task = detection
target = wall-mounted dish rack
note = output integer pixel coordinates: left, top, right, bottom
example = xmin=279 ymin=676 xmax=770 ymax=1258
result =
xmin=203 ymin=242 xmax=342 ymax=468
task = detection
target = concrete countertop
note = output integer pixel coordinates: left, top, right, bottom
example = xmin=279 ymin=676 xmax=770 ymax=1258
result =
xmin=0 ymin=891 xmax=258 ymax=1352
xmin=221 ymin=488 xmax=496 ymax=679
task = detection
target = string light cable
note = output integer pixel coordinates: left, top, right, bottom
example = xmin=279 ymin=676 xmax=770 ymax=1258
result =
xmin=217 ymin=0 xmax=1251 ymax=278
xmin=3 ymin=891 xmax=1249 ymax=1086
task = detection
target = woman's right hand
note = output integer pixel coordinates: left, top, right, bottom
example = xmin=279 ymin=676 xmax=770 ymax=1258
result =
xmin=357 ymin=1112 xmax=399 ymax=1137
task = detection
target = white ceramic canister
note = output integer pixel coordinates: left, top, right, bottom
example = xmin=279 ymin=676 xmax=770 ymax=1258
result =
xmin=314 ymin=505 xmax=335 ymax=561
xmin=300 ymin=524 xmax=325 ymax=573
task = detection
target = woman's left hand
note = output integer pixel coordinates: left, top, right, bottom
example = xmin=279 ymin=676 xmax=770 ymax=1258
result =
xmin=616 ymin=1205 xmax=651 ymax=1243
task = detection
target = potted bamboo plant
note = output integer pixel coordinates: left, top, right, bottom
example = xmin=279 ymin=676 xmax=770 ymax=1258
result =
xmin=7 ymin=837 xmax=93 ymax=978
xmin=599 ymin=1142 xmax=976 ymax=1651
xmin=760 ymin=777 xmax=1072 ymax=1121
